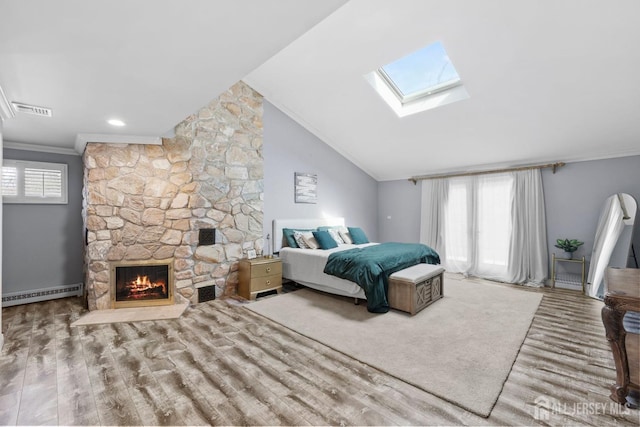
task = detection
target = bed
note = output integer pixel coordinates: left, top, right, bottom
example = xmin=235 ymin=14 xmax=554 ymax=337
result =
xmin=272 ymin=218 xmax=440 ymax=312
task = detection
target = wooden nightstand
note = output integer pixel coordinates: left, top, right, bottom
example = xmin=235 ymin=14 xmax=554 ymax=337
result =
xmin=238 ymin=257 xmax=282 ymax=300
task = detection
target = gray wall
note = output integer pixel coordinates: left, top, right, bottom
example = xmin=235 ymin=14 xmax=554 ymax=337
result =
xmin=543 ymin=155 xmax=640 ymax=269
xmin=2 ymin=148 xmax=84 ymax=293
xmin=263 ymin=101 xmax=378 ymax=250
xmin=0 ymin=126 xmax=3 ymax=347
xmin=377 ymin=155 xmax=640 ymax=274
xmin=378 ymin=179 xmax=422 ymax=243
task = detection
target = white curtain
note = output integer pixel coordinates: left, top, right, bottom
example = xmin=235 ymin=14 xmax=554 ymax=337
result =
xmin=419 ymin=178 xmax=448 ymax=256
xmin=420 ymin=169 xmax=548 ymax=285
xmin=507 ymin=170 xmax=548 ymax=284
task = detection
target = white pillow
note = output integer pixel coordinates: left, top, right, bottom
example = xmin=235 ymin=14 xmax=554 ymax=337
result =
xmin=338 ymin=227 xmax=353 ymax=244
xmin=294 ymin=230 xmax=319 ymax=249
xmin=328 ymin=228 xmax=345 ymax=245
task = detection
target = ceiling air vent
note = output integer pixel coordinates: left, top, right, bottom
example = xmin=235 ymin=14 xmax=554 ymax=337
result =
xmin=11 ymin=102 xmax=52 ymax=117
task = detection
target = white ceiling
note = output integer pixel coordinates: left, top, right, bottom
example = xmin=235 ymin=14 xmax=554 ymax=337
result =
xmin=2 ymin=0 xmax=640 ymax=181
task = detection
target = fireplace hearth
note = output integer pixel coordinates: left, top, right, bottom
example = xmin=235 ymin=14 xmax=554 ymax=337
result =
xmin=111 ymin=259 xmax=174 ymax=309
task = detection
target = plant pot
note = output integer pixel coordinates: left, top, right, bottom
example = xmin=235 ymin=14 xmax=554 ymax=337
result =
xmin=565 ymin=251 xmax=574 ymax=259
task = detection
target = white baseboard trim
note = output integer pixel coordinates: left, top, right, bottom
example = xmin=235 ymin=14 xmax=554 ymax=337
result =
xmin=2 ymin=283 xmax=83 ymax=307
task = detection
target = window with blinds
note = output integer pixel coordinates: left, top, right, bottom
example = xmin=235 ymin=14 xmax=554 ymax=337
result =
xmin=1 ymin=159 xmax=68 ymax=204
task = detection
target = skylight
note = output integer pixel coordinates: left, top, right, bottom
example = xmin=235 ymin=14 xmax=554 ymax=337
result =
xmin=365 ymin=41 xmax=469 ymax=117
xmin=380 ymin=41 xmax=461 ymax=102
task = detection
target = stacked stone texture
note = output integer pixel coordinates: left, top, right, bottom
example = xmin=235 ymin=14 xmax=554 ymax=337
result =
xmin=83 ymin=81 xmax=263 ymax=310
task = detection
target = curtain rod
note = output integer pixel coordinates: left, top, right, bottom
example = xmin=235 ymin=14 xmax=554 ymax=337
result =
xmin=408 ymin=162 xmax=566 ymax=184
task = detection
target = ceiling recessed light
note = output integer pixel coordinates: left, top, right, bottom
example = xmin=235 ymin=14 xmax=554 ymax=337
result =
xmin=107 ymin=119 xmax=126 ymax=127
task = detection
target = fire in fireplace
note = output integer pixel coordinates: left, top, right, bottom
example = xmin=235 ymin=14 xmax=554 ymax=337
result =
xmin=111 ymin=259 xmax=174 ymax=308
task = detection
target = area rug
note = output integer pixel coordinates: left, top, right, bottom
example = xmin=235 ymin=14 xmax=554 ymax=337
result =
xmin=71 ymin=302 xmax=189 ymax=326
xmin=246 ymin=276 xmax=542 ymax=417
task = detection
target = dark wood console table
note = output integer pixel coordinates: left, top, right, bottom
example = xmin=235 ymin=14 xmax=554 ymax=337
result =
xmin=602 ymin=267 xmax=640 ymax=407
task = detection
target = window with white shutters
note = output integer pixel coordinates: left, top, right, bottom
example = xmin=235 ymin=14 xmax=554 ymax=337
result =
xmin=1 ymin=159 xmax=68 ymax=204
xmin=2 ymin=166 xmax=18 ymax=196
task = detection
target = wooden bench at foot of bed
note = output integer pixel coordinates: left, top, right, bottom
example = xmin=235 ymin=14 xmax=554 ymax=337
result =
xmin=388 ymin=264 xmax=445 ymax=315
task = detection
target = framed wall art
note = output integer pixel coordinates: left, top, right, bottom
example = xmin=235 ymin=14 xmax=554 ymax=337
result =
xmin=294 ymin=172 xmax=317 ymax=204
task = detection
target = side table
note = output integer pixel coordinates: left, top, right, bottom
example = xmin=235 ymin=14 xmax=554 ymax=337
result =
xmin=551 ymin=253 xmax=586 ymax=293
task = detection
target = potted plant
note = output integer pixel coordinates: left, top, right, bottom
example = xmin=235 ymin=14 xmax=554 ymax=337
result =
xmin=555 ymin=238 xmax=584 ymax=259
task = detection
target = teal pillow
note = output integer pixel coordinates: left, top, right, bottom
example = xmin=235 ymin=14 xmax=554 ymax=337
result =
xmin=313 ymin=230 xmax=338 ymax=249
xmin=317 ymin=225 xmax=345 ymax=244
xmin=283 ymin=228 xmax=315 ymax=248
xmin=348 ymin=227 xmax=369 ymax=244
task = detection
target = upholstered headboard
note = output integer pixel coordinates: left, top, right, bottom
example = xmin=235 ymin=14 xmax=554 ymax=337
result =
xmin=272 ymin=217 xmax=345 ymax=253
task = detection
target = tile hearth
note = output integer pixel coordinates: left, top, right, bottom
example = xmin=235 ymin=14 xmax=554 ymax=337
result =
xmin=70 ymin=302 xmax=188 ymax=326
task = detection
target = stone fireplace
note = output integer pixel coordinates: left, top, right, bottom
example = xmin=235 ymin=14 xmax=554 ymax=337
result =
xmin=83 ymin=81 xmax=264 ymax=310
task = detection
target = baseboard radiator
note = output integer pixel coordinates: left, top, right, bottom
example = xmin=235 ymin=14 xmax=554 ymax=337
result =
xmin=2 ymin=283 xmax=83 ymax=307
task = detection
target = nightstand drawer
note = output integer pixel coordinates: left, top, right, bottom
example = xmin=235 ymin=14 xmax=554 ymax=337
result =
xmin=251 ymin=262 xmax=282 ymax=278
xmin=249 ymin=275 xmax=282 ymax=292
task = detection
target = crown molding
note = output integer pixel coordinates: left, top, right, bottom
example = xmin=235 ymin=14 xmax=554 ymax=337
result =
xmin=0 ymin=84 xmax=15 ymax=122
xmin=555 ymin=149 xmax=640 ymax=167
xmin=75 ymin=133 xmax=162 ymax=154
xmin=3 ymin=140 xmax=79 ymax=156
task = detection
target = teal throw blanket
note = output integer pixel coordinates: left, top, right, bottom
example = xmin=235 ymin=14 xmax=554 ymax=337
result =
xmin=323 ymin=242 xmax=440 ymax=313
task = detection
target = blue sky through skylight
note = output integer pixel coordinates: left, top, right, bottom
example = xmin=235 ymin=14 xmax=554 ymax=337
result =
xmin=380 ymin=41 xmax=460 ymax=98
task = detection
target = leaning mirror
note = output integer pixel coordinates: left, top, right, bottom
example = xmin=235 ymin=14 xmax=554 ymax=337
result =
xmin=587 ymin=193 xmax=637 ymax=299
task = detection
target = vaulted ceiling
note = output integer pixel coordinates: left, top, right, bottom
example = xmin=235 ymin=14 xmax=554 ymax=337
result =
xmin=2 ymin=0 xmax=639 ymax=181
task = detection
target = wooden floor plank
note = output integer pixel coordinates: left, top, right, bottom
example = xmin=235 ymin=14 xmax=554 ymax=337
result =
xmin=16 ymin=379 xmax=58 ymax=425
xmin=177 ymin=311 xmax=310 ymax=426
xmin=0 ymin=391 xmax=20 ymax=426
xmin=78 ymin=325 xmax=144 ymax=426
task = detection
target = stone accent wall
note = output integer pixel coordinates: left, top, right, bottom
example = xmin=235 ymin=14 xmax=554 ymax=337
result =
xmin=83 ymin=81 xmax=263 ymax=310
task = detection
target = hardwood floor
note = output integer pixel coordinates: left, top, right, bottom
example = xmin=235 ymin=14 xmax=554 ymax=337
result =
xmin=1 ymin=279 xmax=639 ymax=426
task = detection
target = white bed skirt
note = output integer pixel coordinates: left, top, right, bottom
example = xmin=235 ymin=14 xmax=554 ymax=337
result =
xmin=280 ymin=245 xmax=370 ymax=299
